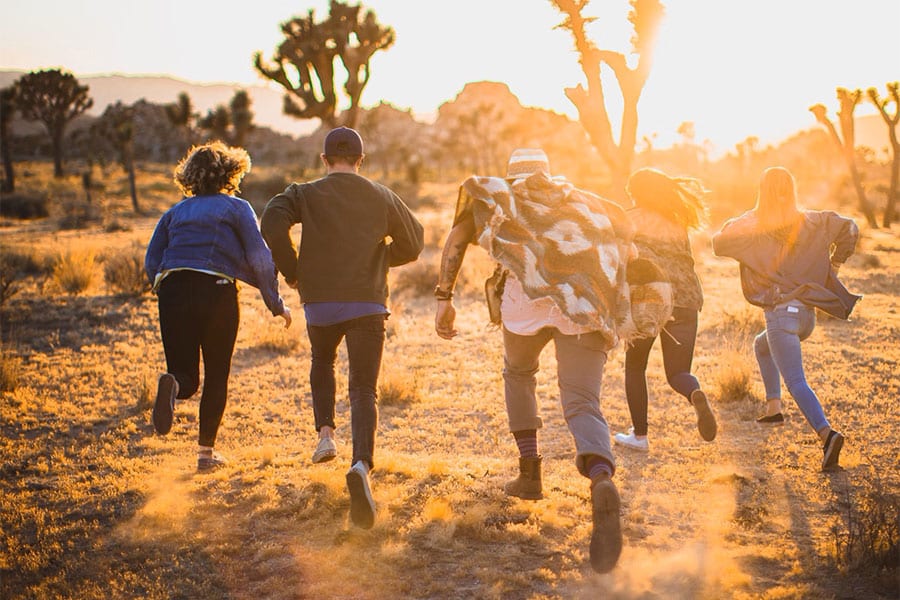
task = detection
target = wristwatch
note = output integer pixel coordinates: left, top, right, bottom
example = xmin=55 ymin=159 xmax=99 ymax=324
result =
xmin=434 ymin=286 xmax=453 ymax=301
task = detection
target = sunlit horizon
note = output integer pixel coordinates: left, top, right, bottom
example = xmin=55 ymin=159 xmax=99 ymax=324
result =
xmin=1 ymin=0 xmax=898 ymax=153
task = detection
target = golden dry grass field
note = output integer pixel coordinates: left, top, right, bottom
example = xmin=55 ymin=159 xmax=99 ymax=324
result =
xmin=1 ymin=164 xmax=898 ymax=599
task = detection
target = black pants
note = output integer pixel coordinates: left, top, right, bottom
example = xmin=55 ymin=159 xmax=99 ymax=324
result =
xmin=307 ymin=314 xmax=386 ymax=469
xmin=624 ymin=307 xmax=700 ymax=436
xmin=157 ymin=270 xmax=239 ymax=447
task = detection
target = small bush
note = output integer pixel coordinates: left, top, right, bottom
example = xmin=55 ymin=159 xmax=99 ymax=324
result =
xmin=104 ymin=245 xmax=150 ymax=297
xmin=0 ymin=193 xmax=49 ymax=219
xmin=379 ymin=371 xmax=420 ymax=407
xmin=711 ymin=349 xmax=756 ymax=403
xmin=52 ymin=250 xmax=96 ymax=295
xmin=0 ymin=348 xmax=22 ymax=392
xmin=831 ymin=472 xmax=900 ymax=579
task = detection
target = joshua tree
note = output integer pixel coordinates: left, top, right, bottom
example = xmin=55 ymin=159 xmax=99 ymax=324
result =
xmin=91 ymin=102 xmax=139 ymax=212
xmin=810 ymin=88 xmax=878 ymax=228
xmin=197 ymin=89 xmax=255 ymax=147
xmin=1 ymin=86 xmax=16 ymax=192
xmin=14 ymin=69 xmax=93 ymax=178
xmin=867 ymin=82 xmax=899 ymax=227
xmin=552 ymin=0 xmax=665 ymax=200
xmin=254 ymin=0 xmax=395 ymax=129
xmin=165 ymin=92 xmax=196 ymax=146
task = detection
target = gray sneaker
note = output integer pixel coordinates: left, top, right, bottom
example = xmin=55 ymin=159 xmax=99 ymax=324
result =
xmin=346 ymin=461 xmax=376 ymax=529
xmin=312 ymin=436 xmax=337 ymax=464
xmin=691 ymin=389 xmax=717 ymax=442
xmin=589 ymin=478 xmax=623 ymax=574
xmin=197 ymin=451 xmax=227 ymax=471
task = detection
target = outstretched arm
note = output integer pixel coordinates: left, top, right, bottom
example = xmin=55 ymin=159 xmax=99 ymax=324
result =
xmin=434 ymin=217 xmax=476 ymax=340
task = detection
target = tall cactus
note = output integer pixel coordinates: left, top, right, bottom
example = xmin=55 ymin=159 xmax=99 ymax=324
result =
xmin=810 ymin=89 xmax=878 ymax=228
xmin=1 ymin=86 xmax=16 ymax=192
xmin=13 ymin=69 xmax=92 ymax=178
xmin=867 ymin=82 xmax=899 ymax=227
xmin=254 ymin=0 xmax=394 ymax=129
xmin=552 ymin=0 xmax=665 ymax=201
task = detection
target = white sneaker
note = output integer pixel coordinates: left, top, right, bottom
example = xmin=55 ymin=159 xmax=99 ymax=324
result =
xmin=311 ymin=436 xmax=337 ymax=463
xmin=614 ymin=429 xmax=649 ymax=452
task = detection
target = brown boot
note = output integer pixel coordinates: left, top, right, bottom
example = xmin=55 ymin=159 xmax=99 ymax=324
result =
xmin=504 ymin=456 xmax=543 ymax=500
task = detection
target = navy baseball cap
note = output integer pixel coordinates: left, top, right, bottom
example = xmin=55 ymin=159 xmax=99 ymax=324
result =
xmin=323 ymin=126 xmax=364 ymax=156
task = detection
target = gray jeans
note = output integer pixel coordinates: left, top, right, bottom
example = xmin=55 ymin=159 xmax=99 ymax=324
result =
xmin=502 ymin=326 xmax=614 ymax=476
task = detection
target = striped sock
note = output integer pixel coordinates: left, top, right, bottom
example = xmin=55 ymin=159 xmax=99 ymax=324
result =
xmin=586 ymin=455 xmax=614 ymax=482
xmin=512 ymin=430 xmax=539 ymax=458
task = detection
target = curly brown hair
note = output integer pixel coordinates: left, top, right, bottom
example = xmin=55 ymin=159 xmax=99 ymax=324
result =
xmin=173 ymin=141 xmax=251 ymax=197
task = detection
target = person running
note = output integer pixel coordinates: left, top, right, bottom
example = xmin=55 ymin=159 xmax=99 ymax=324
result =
xmin=145 ymin=141 xmax=291 ymax=471
xmin=712 ymin=166 xmax=860 ymax=471
xmin=434 ymin=148 xmax=635 ymax=574
xmin=614 ymin=167 xmax=717 ymax=452
xmin=261 ymin=127 xmax=424 ymax=528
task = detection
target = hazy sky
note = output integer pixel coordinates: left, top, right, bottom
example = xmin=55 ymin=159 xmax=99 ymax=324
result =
xmin=2 ymin=0 xmax=898 ymax=152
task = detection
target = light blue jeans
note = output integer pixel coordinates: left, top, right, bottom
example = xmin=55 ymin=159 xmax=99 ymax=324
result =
xmin=754 ymin=302 xmax=830 ymax=432
xmin=502 ymin=327 xmax=614 ymax=476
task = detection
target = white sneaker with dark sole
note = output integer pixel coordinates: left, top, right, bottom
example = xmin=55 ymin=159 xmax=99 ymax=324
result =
xmin=346 ymin=461 xmax=376 ymax=529
xmin=614 ymin=429 xmax=649 ymax=452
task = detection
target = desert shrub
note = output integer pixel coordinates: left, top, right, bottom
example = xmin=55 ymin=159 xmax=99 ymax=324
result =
xmin=240 ymin=172 xmax=292 ymax=215
xmin=379 ymin=371 xmax=420 ymax=407
xmin=711 ymin=348 xmax=756 ymax=403
xmin=0 ymin=193 xmax=50 ymax=219
xmin=0 ymin=347 xmax=22 ymax=392
xmin=58 ymin=198 xmax=100 ymax=230
xmin=831 ymin=471 xmax=900 ymax=581
xmin=0 ymin=250 xmax=37 ymax=307
xmin=52 ymin=250 xmax=96 ymax=295
xmin=103 ymin=244 xmax=150 ymax=297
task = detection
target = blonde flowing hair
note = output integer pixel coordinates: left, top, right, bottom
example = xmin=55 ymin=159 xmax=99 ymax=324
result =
xmin=754 ymin=166 xmax=803 ymax=230
xmin=626 ymin=167 xmax=709 ymax=230
xmin=174 ymin=141 xmax=251 ymax=197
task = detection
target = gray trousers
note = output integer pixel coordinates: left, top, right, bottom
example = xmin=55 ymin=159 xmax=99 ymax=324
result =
xmin=502 ymin=326 xmax=614 ymax=476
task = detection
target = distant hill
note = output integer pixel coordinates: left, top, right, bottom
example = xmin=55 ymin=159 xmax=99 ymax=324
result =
xmin=0 ymin=70 xmax=891 ymax=155
xmin=0 ymin=70 xmax=317 ymax=139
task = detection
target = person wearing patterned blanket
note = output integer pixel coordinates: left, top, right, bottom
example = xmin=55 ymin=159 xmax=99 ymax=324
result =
xmin=434 ymin=148 xmax=634 ymax=574
xmin=614 ymin=168 xmax=718 ymax=453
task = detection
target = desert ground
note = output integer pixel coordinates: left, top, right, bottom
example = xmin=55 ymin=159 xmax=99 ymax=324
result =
xmin=1 ymin=166 xmax=898 ymax=599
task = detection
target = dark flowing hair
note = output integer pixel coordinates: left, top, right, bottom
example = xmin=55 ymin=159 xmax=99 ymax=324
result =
xmin=626 ymin=167 xmax=709 ymax=230
xmin=173 ymin=141 xmax=251 ymax=197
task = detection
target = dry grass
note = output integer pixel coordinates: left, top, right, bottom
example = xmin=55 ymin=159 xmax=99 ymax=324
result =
xmin=1 ymin=167 xmax=898 ymax=600
xmin=103 ymin=243 xmax=150 ymax=297
xmin=51 ymin=250 xmax=97 ymax=295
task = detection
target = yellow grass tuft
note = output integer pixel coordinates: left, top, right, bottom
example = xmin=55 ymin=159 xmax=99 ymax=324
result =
xmin=711 ymin=349 xmax=757 ymax=403
xmin=0 ymin=346 xmax=23 ymax=392
xmin=422 ymin=497 xmax=454 ymax=522
xmin=52 ymin=250 xmax=96 ymax=295
xmin=379 ymin=370 xmax=420 ymax=407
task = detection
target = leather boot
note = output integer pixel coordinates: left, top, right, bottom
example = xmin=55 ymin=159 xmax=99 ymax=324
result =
xmin=504 ymin=456 xmax=543 ymax=500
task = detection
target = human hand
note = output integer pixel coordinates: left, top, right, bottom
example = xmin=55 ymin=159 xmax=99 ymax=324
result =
xmin=435 ymin=300 xmax=458 ymax=339
xmin=279 ymin=306 xmax=292 ymax=329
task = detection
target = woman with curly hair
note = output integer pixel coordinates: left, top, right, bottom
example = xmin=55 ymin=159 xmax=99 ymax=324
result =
xmin=713 ymin=166 xmax=860 ymax=471
xmin=145 ymin=142 xmax=291 ymax=470
xmin=614 ymin=167 xmax=717 ymax=452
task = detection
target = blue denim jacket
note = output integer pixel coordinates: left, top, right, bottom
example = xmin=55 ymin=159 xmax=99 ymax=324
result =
xmin=145 ymin=194 xmax=285 ymax=316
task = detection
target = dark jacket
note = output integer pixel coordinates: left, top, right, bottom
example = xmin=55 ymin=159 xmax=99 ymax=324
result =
xmin=260 ymin=172 xmax=424 ymax=304
xmin=712 ymin=209 xmax=860 ymax=319
xmin=145 ymin=194 xmax=285 ymax=316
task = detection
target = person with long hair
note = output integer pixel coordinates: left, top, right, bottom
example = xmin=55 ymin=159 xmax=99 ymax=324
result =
xmin=145 ymin=142 xmax=291 ymax=471
xmin=614 ymin=167 xmax=717 ymax=452
xmin=713 ymin=166 xmax=860 ymax=471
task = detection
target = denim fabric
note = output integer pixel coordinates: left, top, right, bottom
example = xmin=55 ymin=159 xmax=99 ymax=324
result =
xmin=624 ymin=307 xmax=701 ymax=436
xmin=157 ymin=270 xmax=239 ymax=447
xmin=307 ymin=314 xmax=387 ymax=469
xmin=145 ymin=194 xmax=284 ymax=316
xmin=754 ymin=303 xmax=829 ymax=432
xmin=502 ymin=327 xmax=614 ymax=476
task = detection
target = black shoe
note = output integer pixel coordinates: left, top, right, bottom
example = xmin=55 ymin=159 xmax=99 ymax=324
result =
xmin=152 ymin=373 xmax=178 ymax=435
xmin=589 ymin=478 xmax=622 ymax=574
xmin=822 ymin=430 xmax=844 ymax=471
xmin=756 ymin=412 xmax=784 ymax=424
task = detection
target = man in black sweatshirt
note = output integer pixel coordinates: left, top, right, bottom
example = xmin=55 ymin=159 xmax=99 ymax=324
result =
xmin=261 ymin=127 xmax=424 ymax=529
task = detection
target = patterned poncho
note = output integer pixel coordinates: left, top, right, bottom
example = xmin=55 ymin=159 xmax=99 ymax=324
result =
xmin=457 ymin=172 xmax=638 ymax=346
